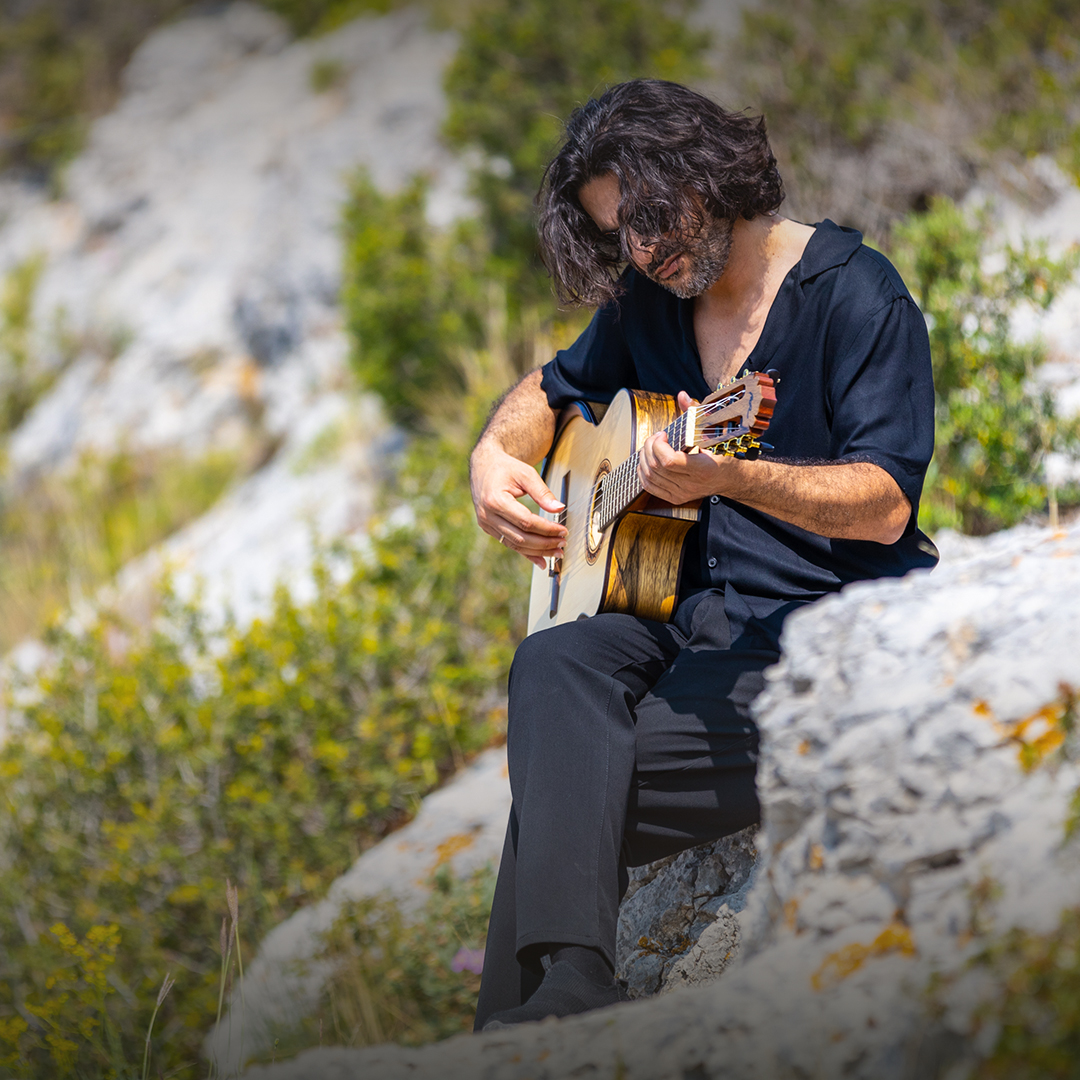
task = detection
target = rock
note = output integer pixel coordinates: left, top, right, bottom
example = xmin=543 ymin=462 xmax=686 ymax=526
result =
xmin=616 ymin=829 xmax=758 ymax=998
xmin=0 ymin=2 xmax=466 ymax=483
xmin=109 ymin=384 xmax=395 ymax=629
xmin=238 ymin=520 xmax=1080 ymax=1079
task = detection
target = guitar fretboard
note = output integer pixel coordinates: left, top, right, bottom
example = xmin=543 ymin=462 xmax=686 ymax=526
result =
xmin=596 ymin=411 xmax=692 ymax=530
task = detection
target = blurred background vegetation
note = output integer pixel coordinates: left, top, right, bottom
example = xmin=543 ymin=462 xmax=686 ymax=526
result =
xmin=1 ymin=0 xmax=1080 ymax=1075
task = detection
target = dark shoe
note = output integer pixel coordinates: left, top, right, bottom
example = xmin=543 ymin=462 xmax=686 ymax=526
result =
xmin=481 ymin=960 xmax=627 ymax=1030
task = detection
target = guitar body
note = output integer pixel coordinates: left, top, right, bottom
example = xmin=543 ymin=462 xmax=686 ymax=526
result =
xmin=527 ymin=389 xmax=699 ymax=636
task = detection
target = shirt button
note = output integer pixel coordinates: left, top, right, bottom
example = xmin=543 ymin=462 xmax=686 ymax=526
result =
xmin=708 ymin=557 xmax=718 ymax=569
xmin=710 ymin=496 xmax=719 ymax=504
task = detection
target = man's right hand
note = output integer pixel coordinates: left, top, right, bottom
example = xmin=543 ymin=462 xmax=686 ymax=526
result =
xmin=470 ymin=443 xmax=567 ymax=571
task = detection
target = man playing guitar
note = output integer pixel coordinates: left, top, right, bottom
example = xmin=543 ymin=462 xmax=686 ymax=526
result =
xmin=469 ymin=79 xmax=937 ymax=1029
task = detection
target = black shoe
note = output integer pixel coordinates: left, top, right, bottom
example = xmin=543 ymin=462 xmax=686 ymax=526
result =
xmin=481 ymin=961 xmax=628 ymax=1031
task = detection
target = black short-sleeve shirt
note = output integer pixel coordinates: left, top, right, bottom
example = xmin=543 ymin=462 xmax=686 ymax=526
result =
xmin=540 ymin=220 xmax=939 ymax=613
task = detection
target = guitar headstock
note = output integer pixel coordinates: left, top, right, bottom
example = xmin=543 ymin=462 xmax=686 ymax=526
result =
xmin=688 ymin=371 xmax=776 ymax=456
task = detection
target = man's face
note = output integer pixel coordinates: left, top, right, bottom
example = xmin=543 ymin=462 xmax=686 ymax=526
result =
xmin=578 ymin=173 xmax=733 ymax=299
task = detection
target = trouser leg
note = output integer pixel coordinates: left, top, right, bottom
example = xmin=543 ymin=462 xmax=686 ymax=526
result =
xmin=474 ymin=593 xmax=780 ymax=1029
xmin=623 ymin=643 xmax=775 ymax=867
xmin=474 ymin=613 xmax=679 ymax=1028
xmin=474 ymin=811 xmax=543 ymax=1018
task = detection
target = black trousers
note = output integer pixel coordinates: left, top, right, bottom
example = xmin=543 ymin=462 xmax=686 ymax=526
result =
xmin=474 ymin=588 xmax=781 ymax=1028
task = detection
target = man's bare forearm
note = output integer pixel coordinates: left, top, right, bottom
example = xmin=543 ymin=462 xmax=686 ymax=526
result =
xmin=639 ymin=418 xmax=912 ymax=545
xmin=718 ymin=458 xmax=911 ymax=543
xmin=473 ymin=368 xmax=556 ymax=467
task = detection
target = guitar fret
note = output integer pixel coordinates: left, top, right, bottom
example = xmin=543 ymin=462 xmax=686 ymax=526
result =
xmin=599 ymin=407 xmax=696 ymax=531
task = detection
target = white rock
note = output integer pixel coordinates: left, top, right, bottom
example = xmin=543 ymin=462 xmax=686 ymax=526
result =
xmin=0 ymin=2 xmax=465 ymax=481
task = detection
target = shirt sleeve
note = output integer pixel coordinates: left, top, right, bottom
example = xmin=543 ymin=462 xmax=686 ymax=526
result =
xmin=826 ymin=295 xmax=935 ymax=532
xmin=540 ymin=299 xmax=637 ymax=410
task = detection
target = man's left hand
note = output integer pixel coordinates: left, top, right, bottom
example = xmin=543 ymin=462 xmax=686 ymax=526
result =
xmin=638 ymin=390 xmax=738 ymax=505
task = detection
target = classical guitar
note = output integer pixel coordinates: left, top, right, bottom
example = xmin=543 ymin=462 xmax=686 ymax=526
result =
xmin=526 ymin=372 xmax=777 ymax=636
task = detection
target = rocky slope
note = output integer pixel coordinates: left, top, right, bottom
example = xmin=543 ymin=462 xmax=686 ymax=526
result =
xmin=0 ymin=1 xmax=463 ymax=627
xmin=240 ymin=517 xmax=1080 ymax=1079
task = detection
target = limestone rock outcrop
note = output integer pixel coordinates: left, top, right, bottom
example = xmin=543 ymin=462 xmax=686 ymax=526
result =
xmin=0 ymin=2 xmax=463 ymax=629
xmin=241 ymin=518 xmax=1080 ymax=1079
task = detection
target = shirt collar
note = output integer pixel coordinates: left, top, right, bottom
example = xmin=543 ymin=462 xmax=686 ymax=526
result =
xmin=796 ymin=219 xmax=864 ymax=284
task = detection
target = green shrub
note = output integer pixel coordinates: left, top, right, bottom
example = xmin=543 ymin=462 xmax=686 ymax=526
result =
xmin=886 ymin=197 xmax=1080 ymax=535
xmin=0 ymin=255 xmax=52 ymax=435
xmin=0 ymin=0 xmax=401 ymax=179
xmin=261 ymin=0 xmax=398 ymax=37
xmin=258 ymin=864 xmax=496 ymax=1059
xmin=962 ymin=905 xmax=1080 ymax=1079
xmin=0 ymin=1 xmax=191 ymax=178
xmin=0 ymin=434 xmax=526 ymax=1077
xmin=341 ymin=173 xmax=491 ymax=428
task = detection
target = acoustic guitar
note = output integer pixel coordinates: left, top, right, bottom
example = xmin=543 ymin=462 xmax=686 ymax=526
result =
xmin=526 ymin=372 xmax=777 ymax=636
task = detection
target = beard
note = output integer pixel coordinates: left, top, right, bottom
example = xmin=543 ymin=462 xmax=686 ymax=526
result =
xmin=642 ymin=213 xmax=734 ymax=299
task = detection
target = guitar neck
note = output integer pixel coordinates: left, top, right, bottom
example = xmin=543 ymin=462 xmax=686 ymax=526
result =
xmin=594 ymin=373 xmax=775 ymax=531
xmin=596 ymin=411 xmax=692 ymax=530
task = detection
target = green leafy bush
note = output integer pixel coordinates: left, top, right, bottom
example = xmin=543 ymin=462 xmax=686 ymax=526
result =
xmin=0 ymin=255 xmax=51 ymax=434
xmin=0 ymin=435 xmax=526 ymax=1077
xmin=342 ymin=173 xmax=490 ymax=427
xmin=260 ymin=864 xmax=496 ymax=1059
xmin=970 ymin=906 xmax=1080 ymax=1079
xmin=261 ymin=0 xmax=398 ymax=37
xmin=0 ymin=1 xmax=190 ymax=178
xmin=0 ymin=0 xmax=398 ymax=179
xmin=886 ymin=197 xmax=1080 ymax=534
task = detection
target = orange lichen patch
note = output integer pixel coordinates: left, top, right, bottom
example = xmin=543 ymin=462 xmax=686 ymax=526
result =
xmin=784 ymin=897 xmax=799 ymax=930
xmin=811 ymin=922 xmax=916 ymax=991
xmin=1052 ymin=549 xmax=1075 ymax=558
xmin=537 ymin=1050 xmax=551 ymax=1062
xmin=798 ymin=739 xmax=812 ymax=756
xmin=636 ymin=933 xmax=691 ymax=957
xmin=997 ymin=686 xmax=1076 ymax=772
xmin=433 ymin=832 xmax=475 ymax=867
xmin=973 ymin=700 xmax=993 ymax=717
xmin=809 ymin=844 xmax=824 ymax=871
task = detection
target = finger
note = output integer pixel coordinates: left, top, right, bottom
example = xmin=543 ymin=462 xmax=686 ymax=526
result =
xmin=515 ymin=466 xmax=565 ymax=514
xmin=484 ymin=493 xmax=567 ymax=538
xmin=650 ymin=433 xmax=686 ymax=469
xmin=498 ymin=530 xmax=560 ymax=571
xmin=641 ymin=430 xmax=668 ymax=471
xmin=677 ymin=390 xmax=698 ymax=411
xmin=489 ymin=514 xmax=566 ymax=555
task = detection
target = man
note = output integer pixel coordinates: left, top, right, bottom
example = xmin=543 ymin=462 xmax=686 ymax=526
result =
xmin=469 ymin=79 xmax=937 ymax=1030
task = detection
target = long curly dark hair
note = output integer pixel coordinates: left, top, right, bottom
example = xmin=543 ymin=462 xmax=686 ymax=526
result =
xmin=537 ymin=79 xmax=784 ymax=306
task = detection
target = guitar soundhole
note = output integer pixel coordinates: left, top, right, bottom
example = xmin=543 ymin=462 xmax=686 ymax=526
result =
xmin=585 ymin=461 xmax=610 ymax=564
